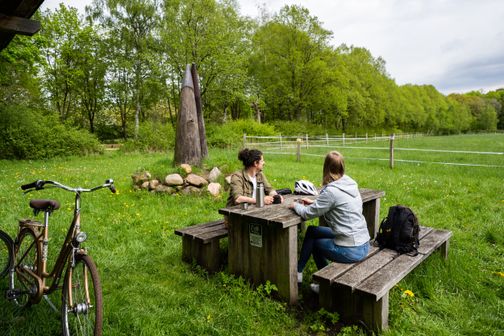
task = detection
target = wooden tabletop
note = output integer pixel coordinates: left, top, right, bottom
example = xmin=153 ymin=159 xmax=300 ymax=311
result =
xmin=218 ymin=188 xmax=385 ymax=230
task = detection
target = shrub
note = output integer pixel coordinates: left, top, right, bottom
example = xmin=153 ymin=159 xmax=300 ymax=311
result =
xmin=271 ymin=120 xmax=335 ymax=136
xmin=120 ymin=121 xmax=175 ymax=152
xmin=206 ymin=120 xmax=277 ymax=148
xmin=0 ymin=105 xmax=102 ymax=159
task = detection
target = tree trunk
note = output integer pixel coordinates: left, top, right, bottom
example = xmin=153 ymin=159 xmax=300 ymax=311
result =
xmin=252 ymin=100 xmax=261 ymax=123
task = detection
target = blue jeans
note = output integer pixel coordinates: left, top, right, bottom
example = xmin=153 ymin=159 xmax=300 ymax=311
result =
xmin=297 ymin=226 xmax=370 ymax=272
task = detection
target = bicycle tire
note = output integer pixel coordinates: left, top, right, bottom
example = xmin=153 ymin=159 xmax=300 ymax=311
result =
xmin=61 ymin=254 xmax=103 ymax=336
xmin=13 ymin=228 xmax=40 ymax=307
xmin=0 ymin=230 xmax=13 ymax=278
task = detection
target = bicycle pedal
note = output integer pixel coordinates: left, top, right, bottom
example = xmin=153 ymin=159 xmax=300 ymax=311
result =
xmin=5 ymin=289 xmax=19 ymax=300
xmin=5 ymin=288 xmax=27 ymax=300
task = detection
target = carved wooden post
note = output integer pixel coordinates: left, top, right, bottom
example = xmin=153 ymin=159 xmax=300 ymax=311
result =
xmin=191 ymin=63 xmax=208 ymax=159
xmin=174 ymin=65 xmax=201 ymax=166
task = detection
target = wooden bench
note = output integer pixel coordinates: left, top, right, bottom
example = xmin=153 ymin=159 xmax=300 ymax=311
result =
xmin=313 ymin=226 xmax=452 ymax=332
xmin=174 ymin=219 xmax=228 ymax=273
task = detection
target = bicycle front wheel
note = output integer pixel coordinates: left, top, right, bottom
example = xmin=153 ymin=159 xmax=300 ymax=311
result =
xmin=62 ymin=254 xmax=103 ymax=336
xmin=0 ymin=230 xmax=13 ymax=278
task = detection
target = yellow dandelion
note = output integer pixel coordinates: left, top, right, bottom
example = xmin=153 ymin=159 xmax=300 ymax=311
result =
xmin=403 ymin=289 xmax=415 ymax=298
xmin=494 ymin=272 xmax=504 ymax=278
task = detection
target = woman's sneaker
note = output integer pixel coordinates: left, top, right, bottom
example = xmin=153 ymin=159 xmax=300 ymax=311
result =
xmin=310 ymin=283 xmax=320 ymax=294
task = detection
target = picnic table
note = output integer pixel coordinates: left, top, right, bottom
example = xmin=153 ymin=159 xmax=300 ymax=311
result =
xmin=218 ymin=188 xmax=385 ymax=304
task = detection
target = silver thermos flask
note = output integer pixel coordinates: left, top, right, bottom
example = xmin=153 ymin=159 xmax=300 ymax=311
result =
xmin=256 ymin=182 xmax=265 ymax=208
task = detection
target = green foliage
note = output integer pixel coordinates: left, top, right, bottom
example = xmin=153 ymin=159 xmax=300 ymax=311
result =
xmin=304 ymin=308 xmax=340 ymax=333
xmin=271 ymin=120 xmax=334 ymax=136
xmin=160 ymin=0 xmax=252 ymax=122
xmin=0 ymin=34 xmax=43 ymax=106
xmin=120 ymin=121 xmax=175 ymax=152
xmin=206 ymin=120 xmax=277 ymax=148
xmin=2 ymin=2 xmax=503 ymax=163
xmin=0 ymin=105 xmax=102 ymax=159
xmin=337 ymin=325 xmax=367 ymax=336
xmin=256 ymin=280 xmax=278 ymax=297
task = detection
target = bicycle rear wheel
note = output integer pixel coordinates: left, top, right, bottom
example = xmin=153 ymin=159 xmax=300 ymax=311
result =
xmin=0 ymin=230 xmax=13 ymax=278
xmin=62 ymin=254 xmax=103 ymax=336
xmin=13 ymin=228 xmax=40 ymax=307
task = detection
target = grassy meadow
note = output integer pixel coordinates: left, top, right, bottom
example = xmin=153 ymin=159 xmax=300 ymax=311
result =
xmin=0 ymin=133 xmax=503 ymax=335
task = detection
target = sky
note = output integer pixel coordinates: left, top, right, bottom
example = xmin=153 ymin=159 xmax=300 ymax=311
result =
xmin=40 ymin=0 xmax=504 ymax=95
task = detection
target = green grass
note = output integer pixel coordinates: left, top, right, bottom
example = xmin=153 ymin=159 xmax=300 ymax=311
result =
xmin=0 ymin=134 xmax=503 ymax=335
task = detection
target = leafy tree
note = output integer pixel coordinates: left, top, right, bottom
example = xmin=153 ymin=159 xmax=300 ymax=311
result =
xmin=89 ymin=0 xmax=162 ymax=139
xmin=484 ymin=89 xmax=504 ymax=129
xmin=38 ymin=5 xmax=108 ymax=134
xmin=0 ymin=35 xmax=42 ymax=107
xmin=449 ymin=94 xmax=497 ymax=131
xmin=73 ymin=22 xmax=108 ymax=134
xmin=160 ymin=0 xmax=251 ymax=123
xmin=249 ymin=5 xmax=332 ymax=122
xmin=38 ymin=5 xmax=83 ymax=122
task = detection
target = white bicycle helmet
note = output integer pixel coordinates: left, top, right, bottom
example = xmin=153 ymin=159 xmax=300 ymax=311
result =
xmin=294 ymin=180 xmax=318 ymax=196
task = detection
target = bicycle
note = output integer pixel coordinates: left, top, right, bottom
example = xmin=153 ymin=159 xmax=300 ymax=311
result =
xmin=5 ymin=179 xmax=116 ymax=336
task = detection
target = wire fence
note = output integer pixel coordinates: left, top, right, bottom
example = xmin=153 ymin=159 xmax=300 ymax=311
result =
xmin=243 ymin=133 xmax=504 ymax=169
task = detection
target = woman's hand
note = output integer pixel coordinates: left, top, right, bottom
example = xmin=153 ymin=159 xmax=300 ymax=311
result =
xmin=264 ymin=195 xmax=274 ymax=205
xmin=301 ymin=198 xmax=314 ymax=205
xmin=288 ymin=197 xmax=308 ymax=209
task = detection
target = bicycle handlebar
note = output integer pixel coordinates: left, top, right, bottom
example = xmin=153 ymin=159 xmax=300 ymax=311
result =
xmin=21 ymin=180 xmax=43 ymax=190
xmin=21 ymin=179 xmax=116 ymax=194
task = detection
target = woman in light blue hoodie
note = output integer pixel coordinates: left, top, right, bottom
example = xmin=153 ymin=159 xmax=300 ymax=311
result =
xmin=290 ymin=151 xmax=370 ymax=289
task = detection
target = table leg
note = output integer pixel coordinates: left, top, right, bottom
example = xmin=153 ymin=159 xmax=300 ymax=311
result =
xmin=362 ymin=199 xmax=381 ymax=239
xmin=227 ymin=216 xmax=298 ymax=304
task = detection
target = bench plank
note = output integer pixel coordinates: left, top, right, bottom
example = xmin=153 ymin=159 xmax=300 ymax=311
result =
xmin=360 ymin=189 xmax=385 ymax=203
xmin=314 ymin=226 xmax=432 ymax=285
xmin=417 ymin=229 xmax=452 ymax=255
xmin=175 ymin=219 xmax=225 ymax=237
xmin=355 ymin=252 xmax=424 ymax=300
xmin=195 ymin=227 xmax=229 ymax=244
xmin=336 ymin=249 xmax=398 ymax=289
xmin=313 ymin=245 xmax=380 ymax=286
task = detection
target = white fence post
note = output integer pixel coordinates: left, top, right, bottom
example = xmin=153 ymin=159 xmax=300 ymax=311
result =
xmin=243 ymin=133 xmax=247 ymax=148
xmin=296 ymin=138 xmax=302 ymax=162
xmin=305 ymin=134 xmax=309 ymax=149
xmin=389 ymin=133 xmax=395 ymax=169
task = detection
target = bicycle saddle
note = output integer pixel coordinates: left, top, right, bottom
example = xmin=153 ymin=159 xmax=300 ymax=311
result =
xmin=29 ymin=199 xmax=60 ymax=212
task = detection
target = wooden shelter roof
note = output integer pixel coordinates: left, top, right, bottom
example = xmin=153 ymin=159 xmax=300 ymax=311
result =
xmin=0 ymin=0 xmax=44 ymax=51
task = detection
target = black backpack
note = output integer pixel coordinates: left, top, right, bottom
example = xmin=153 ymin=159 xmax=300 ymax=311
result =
xmin=376 ymin=205 xmax=420 ymax=255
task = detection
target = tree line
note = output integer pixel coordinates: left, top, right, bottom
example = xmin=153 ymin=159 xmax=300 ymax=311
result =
xmin=1 ymin=0 xmax=502 ymax=149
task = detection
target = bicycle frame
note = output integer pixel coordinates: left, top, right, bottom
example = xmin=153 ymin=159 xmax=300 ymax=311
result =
xmin=13 ymin=192 xmax=86 ymax=304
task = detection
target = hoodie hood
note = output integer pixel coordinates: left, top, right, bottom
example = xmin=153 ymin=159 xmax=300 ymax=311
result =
xmin=328 ymin=175 xmax=359 ymax=198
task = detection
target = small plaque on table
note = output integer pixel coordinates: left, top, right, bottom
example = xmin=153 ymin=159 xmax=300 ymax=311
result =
xmin=249 ymin=223 xmax=262 ymax=248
